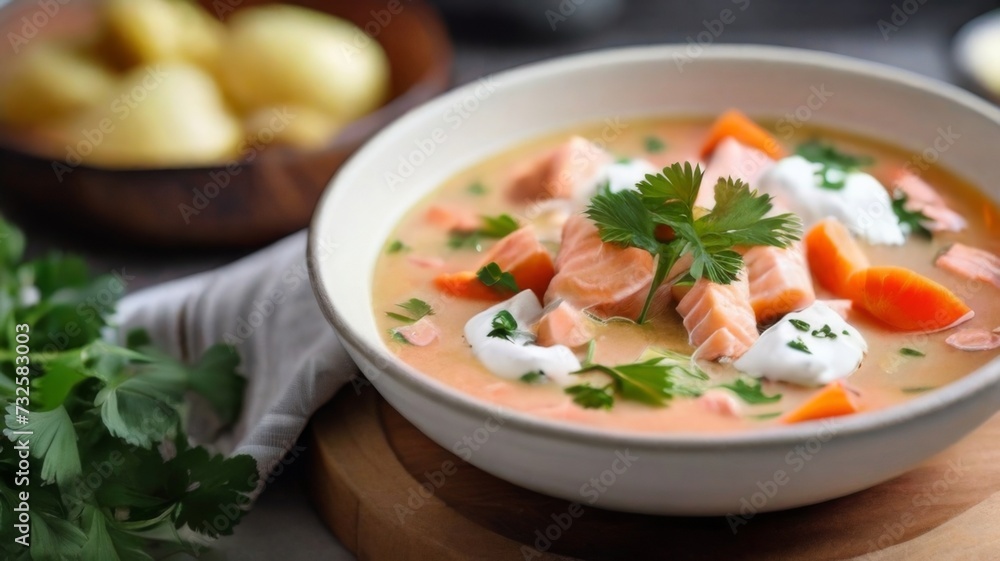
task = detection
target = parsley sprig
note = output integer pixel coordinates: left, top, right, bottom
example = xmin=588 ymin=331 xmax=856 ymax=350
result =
xmin=566 ymin=346 xmax=708 ymax=409
xmin=448 ymin=214 xmax=519 ymax=251
xmin=385 ymin=298 xmax=434 ymax=324
xmin=0 ymin=216 xmax=256 ymax=559
xmin=585 ymin=162 xmax=801 ymax=323
xmin=719 ymin=378 xmax=782 ymax=404
xmin=476 ymin=262 xmax=519 ymax=294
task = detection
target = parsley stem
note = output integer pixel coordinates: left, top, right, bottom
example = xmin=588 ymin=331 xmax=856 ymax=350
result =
xmin=637 ymin=247 xmax=680 ymax=324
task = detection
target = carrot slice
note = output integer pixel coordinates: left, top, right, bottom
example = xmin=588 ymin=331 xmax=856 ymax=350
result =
xmin=804 ymin=218 xmax=871 ymax=298
xmin=782 ymin=381 xmax=858 ymax=424
xmin=847 ymin=266 xmax=973 ymax=332
xmin=434 ymin=227 xmax=556 ymax=301
xmin=700 ymin=109 xmax=786 ymax=160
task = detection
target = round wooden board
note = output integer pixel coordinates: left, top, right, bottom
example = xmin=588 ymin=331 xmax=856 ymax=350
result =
xmin=307 ymin=386 xmax=1000 ymax=561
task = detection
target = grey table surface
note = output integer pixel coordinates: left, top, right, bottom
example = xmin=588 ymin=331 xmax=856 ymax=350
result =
xmin=8 ymin=0 xmax=1000 ymax=559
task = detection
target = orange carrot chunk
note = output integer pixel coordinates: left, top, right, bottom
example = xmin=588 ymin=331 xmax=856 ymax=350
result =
xmin=434 ymin=227 xmax=556 ymax=301
xmin=847 ymin=266 xmax=973 ymax=332
xmin=782 ymin=381 xmax=858 ymax=424
xmin=804 ymin=218 xmax=870 ymax=298
xmin=700 ymin=109 xmax=786 ymax=160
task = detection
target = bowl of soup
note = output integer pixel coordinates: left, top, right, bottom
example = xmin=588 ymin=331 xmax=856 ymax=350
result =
xmin=309 ymin=45 xmax=1000 ymax=515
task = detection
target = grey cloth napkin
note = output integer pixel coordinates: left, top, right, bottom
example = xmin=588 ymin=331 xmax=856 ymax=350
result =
xmin=115 ymin=231 xmax=356 ymax=489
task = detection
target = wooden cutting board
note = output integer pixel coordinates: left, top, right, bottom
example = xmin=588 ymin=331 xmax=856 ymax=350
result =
xmin=307 ymin=386 xmax=1000 ymax=560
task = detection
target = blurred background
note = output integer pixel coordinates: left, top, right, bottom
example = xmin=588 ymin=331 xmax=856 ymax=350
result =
xmin=0 ymin=0 xmax=998 ymax=558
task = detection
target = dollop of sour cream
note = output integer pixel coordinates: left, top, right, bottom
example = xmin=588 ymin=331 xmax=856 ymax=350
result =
xmin=734 ymin=301 xmax=868 ymax=386
xmin=464 ymin=291 xmax=581 ymax=385
xmin=759 ymin=155 xmax=905 ymax=246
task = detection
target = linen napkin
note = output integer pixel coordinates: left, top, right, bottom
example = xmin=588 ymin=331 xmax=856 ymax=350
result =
xmin=115 ymin=231 xmax=357 ymax=490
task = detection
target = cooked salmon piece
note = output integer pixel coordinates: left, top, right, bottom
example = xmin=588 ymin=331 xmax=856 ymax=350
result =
xmin=407 ymin=255 xmax=445 ymax=269
xmin=435 ymin=226 xmax=556 ymax=301
xmin=744 ymin=243 xmax=816 ymax=324
xmin=891 ymin=170 xmax=967 ymax=232
xmin=934 ymin=243 xmax=1000 ymax=289
xmin=544 ymin=215 xmax=675 ymax=320
xmin=697 ymin=389 xmax=742 ymax=417
xmin=535 ymin=301 xmax=593 ymax=348
xmin=425 ymin=204 xmax=480 ymax=232
xmin=393 ymin=317 xmax=439 ymax=346
xmin=675 ymin=270 xmax=759 ymax=360
xmin=697 ymin=137 xmax=776 ymax=209
xmin=945 ymin=327 xmax=1000 ymax=351
xmin=507 ymin=136 xmax=612 ymax=204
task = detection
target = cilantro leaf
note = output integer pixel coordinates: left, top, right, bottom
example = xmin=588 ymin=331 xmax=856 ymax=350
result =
xmin=891 ymin=191 xmax=932 ymax=239
xmin=467 ymin=182 xmax=487 ymax=195
xmin=900 ymin=347 xmax=926 ymax=357
xmin=487 ymin=310 xmax=518 ymax=341
xmin=170 ymin=447 xmax=258 ymax=537
xmin=385 ymin=298 xmax=434 ymax=324
xmin=565 ymin=384 xmax=614 ymax=409
xmin=644 ymin=136 xmax=666 ymax=153
xmin=476 ymin=262 xmax=519 ymax=293
xmin=448 ymin=213 xmax=519 ymax=251
xmin=186 ymin=345 xmax=245 ymax=426
xmin=520 ymin=372 xmax=545 ymax=384
xmin=81 ymin=507 xmax=152 ymax=561
xmin=719 ymin=378 xmax=782 ymax=404
xmin=4 ymin=404 xmax=81 ymax=485
xmin=586 ymin=162 xmax=801 ymax=322
xmin=573 ymin=351 xmax=707 ymax=409
xmin=386 ymin=240 xmax=409 ymax=254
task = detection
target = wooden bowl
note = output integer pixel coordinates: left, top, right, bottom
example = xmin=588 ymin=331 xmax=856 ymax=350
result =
xmin=0 ymin=0 xmax=452 ymax=247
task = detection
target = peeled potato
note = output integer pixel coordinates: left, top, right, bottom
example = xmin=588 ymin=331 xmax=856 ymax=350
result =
xmin=243 ymin=105 xmax=344 ymax=150
xmin=99 ymin=0 xmax=224 ymax=69
xmin=219 ymin=5 xmax=390 ymax=121
xmin=0 ymin=43 xmax=116 ymax=127
xmin=66 ymin=62 xmax=241 ymax=167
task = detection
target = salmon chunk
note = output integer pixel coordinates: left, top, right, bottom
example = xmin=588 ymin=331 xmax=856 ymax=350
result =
xmin=393 ymin=317 xmax=439 ymax=346
xmin=675 ymin=271 xmax=759 ymax=361
xmin=935 ymin=243 xmax=1000 ymax=289
xmin=891 ymin=171 xmax=967 ymax=232
xmin=945 ymin=328 xmax=1000 ymax=351
xmin=544 ymin=216 xmax=673 ymax=320
xmin=744 ymin=243 xmax=816 ymax=324
xmin=535 ymin=301 xmax=593 ymax=348
xmin=507 ymin=136 xmax=612 ymax=204
xmin=435 ymin=226 xmax=556 ymax=301
xmin=425 ymin=204 xmax=480 ymax=232
xmin=696 ymin=137 xmax=775 ymax=209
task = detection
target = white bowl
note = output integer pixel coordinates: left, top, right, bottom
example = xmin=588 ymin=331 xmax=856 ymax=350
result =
xmin=308 ymin=45 xmax=1000 ymax=515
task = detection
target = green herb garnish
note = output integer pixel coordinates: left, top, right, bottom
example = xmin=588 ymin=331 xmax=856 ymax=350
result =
xmin=796 ymin=140 xmax=874 ymax=190
xmin=387 ymin=239 xmax=410 ymax=254
xmin=644 ymin=136 xmax=666 ymax=153
xmin=476 ymin=262 xmax=519 ymax=294
xmin=891 ymin=191 xmax=932 ymax=239
xmin=390 ymin=330 xmax=411 ymax=344
xmin=787 ymin=338 xmax=812 ymax=354
xmin=572 ymin=351 xmax=707 ymax=409
xmin=565 ymin=384 xmax=615 ymax=409
xmin=901 ymin=386 xmax=936 ymax=393
xmin=0 ymin=216 xmax=256 ymax=557
xmin=585 ymin=162 xmax=801 ymax=323
xmin=520 ymin=371 xmax=545 ymax=384
xmin=900 ymin=347 xmax=926 ymax=357
xmin=789 ymin=319 xmax=811 ymax=332
xmin=842 ymin=329 xmax=850 ymax=336
xmin=719 ymin=378 xmax=782 ymax=404
xmin=487 ymin=310 xmax=519 ymax=341
xmin=447 ymin=213 xmax=519 ymax=251
xmin=750 ymin=412 xmax=782 ymax=421
xmin=385 ymin=298 xmax=434 ymax=323
xmin=811 ymin=324 xmax=838 ymax=339
xmin=467 ymin=181 xmax=487 ymax=195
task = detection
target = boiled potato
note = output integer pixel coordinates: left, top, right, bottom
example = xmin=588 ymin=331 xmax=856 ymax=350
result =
xmin=68 ymin=62 xmax=241 ymax=167
xmin=243 ymin=105 xmax=344 ymax=150
xmin=0 ymin=43 xmax=116 ymax=127
xmin=219 ymin=5 xmax=390 ymax=121
xmin=100 ymin=0 xmax=224 ymax=69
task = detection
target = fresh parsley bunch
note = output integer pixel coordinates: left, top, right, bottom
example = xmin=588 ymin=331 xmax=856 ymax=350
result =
xmin=586 ymin=162 xmax=801 ymax=323
xmin=0 ymin=217 xmax=257 ymax=560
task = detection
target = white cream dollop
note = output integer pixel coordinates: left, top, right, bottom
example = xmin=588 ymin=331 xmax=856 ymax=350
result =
xmin=759 ymin=155 xmax=905 ymax=246
xmin=464 ymin=291 xmax=581 ymax=386
xmin=734 ymin=301 xmax=868 ymax=387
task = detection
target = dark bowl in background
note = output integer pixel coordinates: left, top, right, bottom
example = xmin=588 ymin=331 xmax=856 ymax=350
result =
xmin=0 ymin=0 xmax=452 ymax=247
